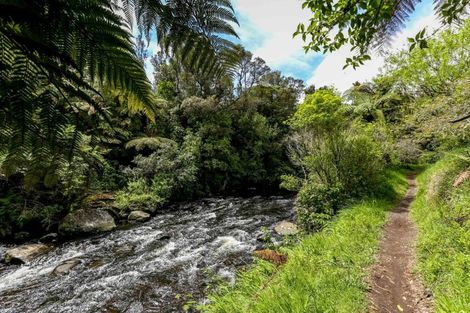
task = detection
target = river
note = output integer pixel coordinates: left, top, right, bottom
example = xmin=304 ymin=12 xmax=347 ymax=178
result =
xmin=0 ymin=196 xmax=294 ymax=313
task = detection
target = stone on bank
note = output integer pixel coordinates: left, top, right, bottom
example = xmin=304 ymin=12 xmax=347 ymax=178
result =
xmin=58 ymin=209 xmax=116 ymax=237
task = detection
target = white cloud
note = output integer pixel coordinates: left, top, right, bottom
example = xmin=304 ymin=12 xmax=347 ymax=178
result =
xmin=307 ymin=11 xmax=440 ymax=92
xmin=234 ymin=0 xmax=317 ymax=69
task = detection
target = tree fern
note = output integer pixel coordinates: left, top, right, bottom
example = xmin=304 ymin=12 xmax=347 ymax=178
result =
xmin=122 ymin=0 xmax=239 ymax=77
xmin=0 ymin=0 xmax=238 ymax=187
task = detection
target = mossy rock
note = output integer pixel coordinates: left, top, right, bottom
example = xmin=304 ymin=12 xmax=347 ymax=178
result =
xmin=58 ymin=209 xmax=116 ymax=237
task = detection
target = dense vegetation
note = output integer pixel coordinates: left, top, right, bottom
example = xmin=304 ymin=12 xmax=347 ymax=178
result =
xmin=296 ymin=0 xmax=469 ymax=68
xmin=0 ymin=0 xmax=307 ymax=239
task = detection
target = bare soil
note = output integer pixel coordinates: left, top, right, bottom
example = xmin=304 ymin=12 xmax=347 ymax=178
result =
xmin=368 ymin=175 xmax=433 ymax=313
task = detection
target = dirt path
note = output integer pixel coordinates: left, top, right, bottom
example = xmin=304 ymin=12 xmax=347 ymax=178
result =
xmin=369 ymin=175 xmax=432 ymax=313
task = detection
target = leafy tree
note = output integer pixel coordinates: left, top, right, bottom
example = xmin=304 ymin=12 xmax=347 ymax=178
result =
xmin=124 ymin=0 xmax=240 ymax=76
xmin=284 ymin=89 xmax=385 ymax=230
xmin=289 ymin=89 xmax=346 ymax=131
xmin=295 ymin=0 xmax=470 ymax=68
xmin=379 ymin=20 xmax=470 ymax=98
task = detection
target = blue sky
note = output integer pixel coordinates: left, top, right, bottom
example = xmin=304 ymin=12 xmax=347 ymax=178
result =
xmin=144 ymin=0 xmax=439 ymax=92
xmin=230 ymin=0 xmax=438 ymax=91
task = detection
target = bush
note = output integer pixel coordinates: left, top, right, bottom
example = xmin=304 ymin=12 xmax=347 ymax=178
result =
xmin=394 ymin=139 xmax=423 ymax=164
xmin=295 ymin=209 xmax=334 ymax=232
xmin=116 ymin=133 xmax=200 ymax=210
xmin=296 ymin=182 xmax=344 ymax=214
xmin=295 ymin=182 xmax=340 ymax=232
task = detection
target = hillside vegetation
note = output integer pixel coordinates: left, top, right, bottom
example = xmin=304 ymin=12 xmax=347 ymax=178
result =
xmin=412 ymin=153 xmax=470 ymax=312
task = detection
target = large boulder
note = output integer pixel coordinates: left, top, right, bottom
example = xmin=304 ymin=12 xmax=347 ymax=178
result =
xmin=128 ymin=210 xmax=151 ymax=223
xmin=274 ymin=221 xmax=299 ymax=236
xmin=4 ymin=244 xmax=53 ymax=264
xmin=58 ymin=209 xmax=116 ymax=237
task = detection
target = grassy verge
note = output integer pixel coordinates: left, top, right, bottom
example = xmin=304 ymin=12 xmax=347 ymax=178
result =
xmin=412 ymin=154 xmax=470 ymax=312
xmin=200 ymin=170 xmax=408 ymax=313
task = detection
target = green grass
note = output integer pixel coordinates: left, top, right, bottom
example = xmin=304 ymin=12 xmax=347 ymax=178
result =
xmin=200 ymin=170 xmax=408 ymax=313
xmin=412 ymin=154 xmax=470 ymax=312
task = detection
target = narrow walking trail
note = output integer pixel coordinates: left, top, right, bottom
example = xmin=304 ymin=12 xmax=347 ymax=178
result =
xmin=369 ymin=175 xmax=432 ymax=313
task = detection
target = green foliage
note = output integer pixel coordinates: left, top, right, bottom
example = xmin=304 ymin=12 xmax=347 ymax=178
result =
xmin=297 ymin=182 xmax=343 ymax=214
xmin=295 ymin=0 xmax=470 ymax=68
xmin=126 ymin=0 xmax=240 ymax=77
xmin=412 ymin=153 xmax=470 ymax=312
xmin=381 ymin=20 xmax=470 ymax=97
xmin=117 ymin=133 xmax=201 ymax=209
xmin=0 ymin=0 xmax=241 ymax=192
xmin=288 ymin=89 xmax=345 ymax=131
xmin=0 ymin=191 xmax=67 ymax=240
xmin=342 ymin=22 xmax=470 ymax=165
xmin=201 ymin=170 xmax=408 ymax=313
xmin=285 ymin=90 xmax=386 ymax=231
xmin=115 ymin=178 xmax=167 ymax=210
xmin=279 ymin=175 xmax=302 ymax=192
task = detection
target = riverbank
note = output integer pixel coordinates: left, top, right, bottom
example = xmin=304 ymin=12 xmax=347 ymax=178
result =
xmin=201 ymin=170 xmax=408 ymax=312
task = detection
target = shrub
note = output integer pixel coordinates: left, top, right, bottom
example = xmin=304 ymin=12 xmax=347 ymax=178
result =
xmin=394 ymin=138 xmax=423 ymax=164
xmin=295 ymin=209 xmax=334 ymax=232
xmin=296 ymin=182 xmax=344 ymax=214
xmin=284 ymin=90 xmax=385 ymax=232
xmin=117 ymin=133 xmax=201 ymax=210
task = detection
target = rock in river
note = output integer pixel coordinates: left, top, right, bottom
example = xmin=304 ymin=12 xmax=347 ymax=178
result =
xmin=128 ymin=210 xmax=151 ymax=223
xmin=52 ymin=258 xmax=81 ymax=276
xmin=4 ymin=244 xmax=53 ymax=264
xmin=58 ymin=209 xmax=116 ymax=237
xmin=274 ymin=221 xmax=299 ymax=235
xmin=39 ymin=233 xmax=59 ymax=244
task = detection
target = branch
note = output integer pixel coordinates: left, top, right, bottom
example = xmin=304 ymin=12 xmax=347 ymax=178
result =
xmin=451 ymin=113 xmax=470 ymax=123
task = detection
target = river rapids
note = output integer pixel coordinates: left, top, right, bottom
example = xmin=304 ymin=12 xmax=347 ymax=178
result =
xmin=0 ymin=196 xmax=294 ymax=313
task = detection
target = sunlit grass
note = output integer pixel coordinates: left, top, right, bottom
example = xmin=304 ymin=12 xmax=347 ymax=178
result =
xmin=412 ymin=154 xmax=470 ymax=312
xmin=201 ymin=170 xmax=408 ymax=313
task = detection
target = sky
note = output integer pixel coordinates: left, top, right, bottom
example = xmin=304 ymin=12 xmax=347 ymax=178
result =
xmin=144 ymin=0 xmax=440 ymax=92
xmin=231 ymin=0 xmax=439 ymax=92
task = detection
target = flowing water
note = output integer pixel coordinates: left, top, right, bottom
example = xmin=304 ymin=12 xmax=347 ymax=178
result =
xmin=0 ymin=196 xmax=294 ymax=313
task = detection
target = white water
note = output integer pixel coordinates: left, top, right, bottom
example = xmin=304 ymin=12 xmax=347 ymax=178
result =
xmin=0 ymin=196 xmax=293 ymax=313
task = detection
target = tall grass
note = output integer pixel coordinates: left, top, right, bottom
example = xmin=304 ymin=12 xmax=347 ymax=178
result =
xmin=201 ymin=171 xmax=408 ymax=313
xmin=412 ymin=154 xmax=470 ymax=312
